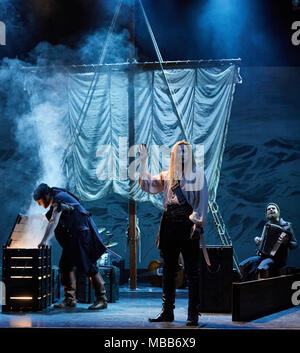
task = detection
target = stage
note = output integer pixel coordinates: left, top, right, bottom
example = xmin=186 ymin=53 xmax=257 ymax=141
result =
xmin=0 ymin=284 xmax=299 ymax=330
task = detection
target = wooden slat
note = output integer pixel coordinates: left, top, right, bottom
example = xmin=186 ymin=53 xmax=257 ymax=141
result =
xmin=2 ymin=246 xmax=52 ymax=312
xmin=232 ymin=273 xmax=300 ymax=321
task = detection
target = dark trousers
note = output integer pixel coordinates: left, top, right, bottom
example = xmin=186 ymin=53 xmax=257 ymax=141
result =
xmin=239 ymin=255 xmax=278 ymax=281
xmin=158 ymin=212 xmax=201 ymax=312
xmin=59 ymin=243 xmax=99 ymax=294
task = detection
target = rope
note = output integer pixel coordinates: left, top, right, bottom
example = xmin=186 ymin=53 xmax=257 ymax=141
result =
xmin=138 ymin=0 xmax=243 ymax=274
xmin=138 ymin=0 xmax=190 ymax=143
xmin=61 ymin=0 xmax=124 ymax=167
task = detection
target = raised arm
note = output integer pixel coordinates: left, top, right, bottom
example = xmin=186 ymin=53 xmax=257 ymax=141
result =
xmin=137 ymin=144 xmax=165 ymax=194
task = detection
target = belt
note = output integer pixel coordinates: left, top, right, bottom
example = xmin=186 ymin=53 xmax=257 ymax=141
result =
xmin=164 ymin=207 xmax=211 ymax=267
xmin=165 ymin=204 xmax=193 ymax=221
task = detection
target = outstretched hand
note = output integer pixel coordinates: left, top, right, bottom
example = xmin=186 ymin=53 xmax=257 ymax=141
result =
xmin=137 ymin=144 xmax=148 ymax=163
xmin=254 ymin=237 xmax=261 ymax=246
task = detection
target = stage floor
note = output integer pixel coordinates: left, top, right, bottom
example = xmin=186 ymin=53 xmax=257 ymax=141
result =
xmin=0 ymin=284 xmax=300 ymax=330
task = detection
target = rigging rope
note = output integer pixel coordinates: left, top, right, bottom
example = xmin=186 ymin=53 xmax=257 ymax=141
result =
xmin=61 ymin=0 xmax=124 ymax=168
xmin=138 ymin=0 xmax=240 ymax=273
xmin=59 ymin=0 xmax=240 ymax=273
xmin=138 ymin=0 xmax=190 ymax=143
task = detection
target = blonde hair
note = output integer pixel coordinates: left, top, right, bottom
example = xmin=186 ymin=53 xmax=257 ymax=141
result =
xmin=167 ymin=141 xmax=194 ymax=191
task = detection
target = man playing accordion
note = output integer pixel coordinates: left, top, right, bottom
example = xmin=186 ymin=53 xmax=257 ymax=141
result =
xmin=239 ymin=203 xmax=297 ymax=281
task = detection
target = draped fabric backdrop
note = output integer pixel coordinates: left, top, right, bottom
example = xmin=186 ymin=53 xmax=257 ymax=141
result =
xmin=64 ymin=64 xmax=242 ymax=208
xmin=9 ymin=66 xmax=298 ymax=269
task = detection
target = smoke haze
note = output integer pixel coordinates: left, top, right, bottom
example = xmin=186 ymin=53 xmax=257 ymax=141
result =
xmin=0 ymin=0 xmax=136 ymax=248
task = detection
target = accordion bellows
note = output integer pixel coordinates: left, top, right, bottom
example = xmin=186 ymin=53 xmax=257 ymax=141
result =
xmin=259 ymin=223 xmax=289 ymax=257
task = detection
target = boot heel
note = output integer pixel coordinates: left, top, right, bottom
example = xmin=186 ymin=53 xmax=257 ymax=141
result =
xmin=148 ymin=309 xmax=174 ymax=322
xmin=88 ymin=299 xmax=107 ymax=310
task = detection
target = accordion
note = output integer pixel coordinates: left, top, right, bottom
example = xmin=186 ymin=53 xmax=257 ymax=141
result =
xmin=259 ymin=223 xmax=290 ymax=257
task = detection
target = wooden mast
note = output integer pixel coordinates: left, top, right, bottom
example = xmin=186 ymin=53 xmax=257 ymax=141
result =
xmin=128 ymin=0 xmax=137 ymax=289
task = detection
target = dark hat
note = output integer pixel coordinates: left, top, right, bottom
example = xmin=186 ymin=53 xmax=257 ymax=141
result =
xmin=266 ymin=202 xmax=280 ymax=214
xmin=33 ymin=183 xmax=51 ymax=201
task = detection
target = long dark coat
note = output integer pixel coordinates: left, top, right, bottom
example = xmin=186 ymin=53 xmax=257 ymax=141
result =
xmin=46 ymin=189 xmax=106 ymax=273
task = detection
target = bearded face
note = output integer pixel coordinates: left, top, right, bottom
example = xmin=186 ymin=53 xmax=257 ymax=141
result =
xmin=266 ymin=204 xmax=280 ymax=222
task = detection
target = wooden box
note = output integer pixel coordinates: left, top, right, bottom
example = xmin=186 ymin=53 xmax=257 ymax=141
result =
xmin=232 ymin=272 xmax=300 ymax=321
xmin=2 ymin=247 xmax=52 ymax=311
xmin=198 ymin=246 xmax=233 ymax=313
xmin=76 ymin=265 xmax=120 ymax=303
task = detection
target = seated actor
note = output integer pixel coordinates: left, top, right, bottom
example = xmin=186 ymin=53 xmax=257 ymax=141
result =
xmin=138 ymin=141 xmax=208 ymax=326
xmin=34 ymin=183 xmax=108 ymax=310
xmin=239 ymin=203 xmax=297 ymax=281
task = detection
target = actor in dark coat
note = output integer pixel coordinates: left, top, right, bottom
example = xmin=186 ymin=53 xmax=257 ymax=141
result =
xmin=34 ymin=183 xmax=107 ymax=309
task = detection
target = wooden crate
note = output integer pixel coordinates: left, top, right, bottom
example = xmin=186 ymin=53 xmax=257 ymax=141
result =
xmin=232 ymin=272 xmax=300 ymax=321
xmin=51 ymin=265 xmax=61 ymax=304
xmin=2 ymin=247 xmax=52 ymax=311
xmin=199 ymin=246 xmax=233 ymax=313
xmin=76 ymin=265 xmax=120 ymax=304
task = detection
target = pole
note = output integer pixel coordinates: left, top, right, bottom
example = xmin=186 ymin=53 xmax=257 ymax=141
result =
xmin=128 ymin=0 xmax=137 ymax=290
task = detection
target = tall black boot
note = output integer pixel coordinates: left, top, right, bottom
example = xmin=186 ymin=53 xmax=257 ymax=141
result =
xmin=149 ymin=272 xmax=177 ymax=322
xmin=54 ymin=271 xmax=77 ymax=308
xmin=186 ymin=273 xmax=200 ymax=326
xmin=88 ymin=272 xmax=108 ymax=310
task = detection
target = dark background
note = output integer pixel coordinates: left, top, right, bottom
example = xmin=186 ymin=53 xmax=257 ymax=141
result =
xmin=0 ymin=0 xmax=299 ymax=269
xmin=1 ymin=0 xmax=300 ymax=65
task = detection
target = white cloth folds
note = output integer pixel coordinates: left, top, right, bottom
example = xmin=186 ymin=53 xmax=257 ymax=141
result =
xmin=33 ymin=64 xmax=241 ymax=210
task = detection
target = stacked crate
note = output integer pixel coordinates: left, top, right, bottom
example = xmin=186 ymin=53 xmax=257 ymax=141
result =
xmin=51 ymin=265 xmax=61 ymax=303
xmin=2 ymin=246 xmax=52 ymax=312
xmin=76 ymin=265 xmax=120 ymax=304
xmin=198 ymin=245 xmax=233 ymax=313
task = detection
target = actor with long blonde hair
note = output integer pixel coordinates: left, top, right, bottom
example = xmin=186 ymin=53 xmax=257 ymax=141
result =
xmin=138 ymin=141 xmax=208 ymax=326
